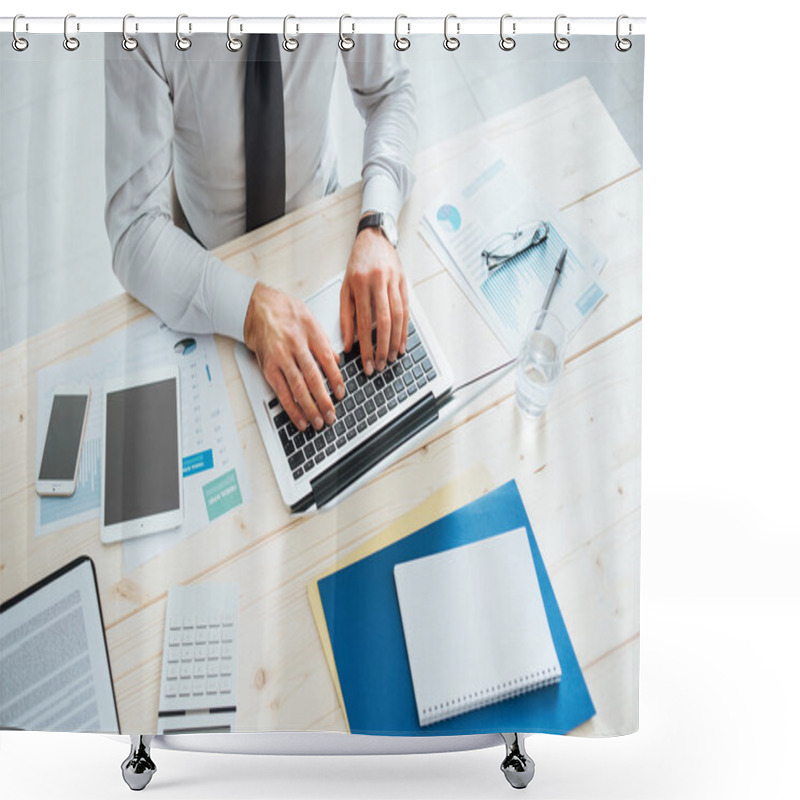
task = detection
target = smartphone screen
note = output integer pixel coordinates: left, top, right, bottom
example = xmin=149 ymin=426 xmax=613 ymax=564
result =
xmin=38 ymin=394 xmax=89 ymax=481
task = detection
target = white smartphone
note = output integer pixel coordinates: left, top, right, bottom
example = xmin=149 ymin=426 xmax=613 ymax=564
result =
xmin=35 ymin=384 xmax=91 ymax=497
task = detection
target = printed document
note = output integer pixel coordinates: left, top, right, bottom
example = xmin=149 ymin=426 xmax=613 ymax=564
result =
xmin=35 ymin=316 xmax=251 ymax=570
xmin=419 ymin=144 xmax=607 ymax=354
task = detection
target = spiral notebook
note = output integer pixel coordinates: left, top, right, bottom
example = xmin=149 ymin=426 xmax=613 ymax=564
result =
xmin=394 ymin=527 xmax=561 ymax=727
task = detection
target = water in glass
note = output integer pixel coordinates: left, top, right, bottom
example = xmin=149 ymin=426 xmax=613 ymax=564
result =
xmin=516 ymin=329 xmax=563 ymax=418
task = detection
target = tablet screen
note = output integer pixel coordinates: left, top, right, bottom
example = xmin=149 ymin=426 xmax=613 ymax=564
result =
xmin=0 ymin=557 xmax=119 ymax=732
xmin=104 ymin=377 xmax=180 ymax=526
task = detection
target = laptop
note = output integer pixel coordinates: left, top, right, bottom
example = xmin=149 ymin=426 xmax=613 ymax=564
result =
xmin=235 ymin=274 xmax=454 ymax=512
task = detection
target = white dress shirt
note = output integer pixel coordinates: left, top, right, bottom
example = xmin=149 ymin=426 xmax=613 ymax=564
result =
xmin=104 ymin=33 xmax=417 ymax=342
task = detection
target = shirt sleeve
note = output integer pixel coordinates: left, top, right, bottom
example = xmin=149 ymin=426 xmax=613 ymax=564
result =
xmin=103 ymin=34 xmax=256 ymax=341
xmin=340 ymin=36 xmax=417 ymax=226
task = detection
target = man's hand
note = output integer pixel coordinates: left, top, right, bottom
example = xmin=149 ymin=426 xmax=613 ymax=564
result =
xmin=244 ymin=282 xmax=345 ymax=432
xmin=340 ymin=226 xmax=409 ymax=375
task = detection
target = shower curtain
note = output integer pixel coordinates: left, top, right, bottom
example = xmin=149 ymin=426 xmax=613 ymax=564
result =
xmin=0 ymin=23 xmax=643 ymax=740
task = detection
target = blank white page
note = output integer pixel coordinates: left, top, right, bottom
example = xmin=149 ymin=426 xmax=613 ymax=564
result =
xmin=394 ymin=527 xmax=561 ymax=727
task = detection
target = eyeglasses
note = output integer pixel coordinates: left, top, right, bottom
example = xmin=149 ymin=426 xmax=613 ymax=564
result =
xmin=481 ymin=221 xmax=550 ymax=272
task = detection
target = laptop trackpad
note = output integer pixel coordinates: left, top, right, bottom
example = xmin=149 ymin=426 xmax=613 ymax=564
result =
xmin=306 ymin=277 xmax=345 ymax=355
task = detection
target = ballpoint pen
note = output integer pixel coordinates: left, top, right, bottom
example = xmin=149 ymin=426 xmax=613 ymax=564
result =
xmin=535 ymin=246 xmax=568 ymax=331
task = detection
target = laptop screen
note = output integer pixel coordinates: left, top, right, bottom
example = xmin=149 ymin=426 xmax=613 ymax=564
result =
xmin=0 ymin=557 xmax=119 ymax=732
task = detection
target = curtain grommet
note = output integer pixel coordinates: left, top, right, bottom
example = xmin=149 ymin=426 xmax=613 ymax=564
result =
xmin=12 ymin=14 xmax=29 ymax=51
xmin=226 ymin=15 xmax=243 ymax=52
xmin=394 ymin=15 xmax=410 ymax=51
xmin=339 ymin=15 xmax=355 ymax=51
xmin=283 ymin=15 xmax=299 ymax=52
xmin=443 ymin=14 xmax=460 ymax=51
xmin=63 ymin=13 xmax=80 ymax=51
xmin=499 ymin=14 xmax=516 ymax=51
xmin=553 ymin=14 xmax=570 ymax=51
xmin=175 ymin=14 xmax=192 ymax=51
xmin=121 ymin=14 xmax=138 ymax=51
xmin=615 ymin=15 xmax=632 ymax=51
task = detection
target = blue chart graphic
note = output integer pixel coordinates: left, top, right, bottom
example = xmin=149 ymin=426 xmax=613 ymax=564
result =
xmin=479 ymin=226 xmax=602 ymax=336
xmin=436 ymin=204 xmax=462 ymax=233
xmin=174 ymin=337 xmax=197 ymax=356
xmin=479 ymin=228 xmax=571 ymax=336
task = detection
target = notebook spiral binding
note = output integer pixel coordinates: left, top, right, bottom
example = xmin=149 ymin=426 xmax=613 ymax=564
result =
xmin=421 ymin=665 xmax=561 ymax=726
xmin=7 ymin=14 xmax=635 ymax=54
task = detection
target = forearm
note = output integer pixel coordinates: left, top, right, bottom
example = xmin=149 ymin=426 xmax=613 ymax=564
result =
xmin=344 ymin=36 xmax=418 ymax=224
xmin=111 ymin=209 xmax=256 ymax=340
xmin=360 ymin=86 xmax=417 ymax=222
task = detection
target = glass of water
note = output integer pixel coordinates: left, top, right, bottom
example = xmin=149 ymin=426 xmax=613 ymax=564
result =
xmin=515 ymin=310 xmax=567 ymax=418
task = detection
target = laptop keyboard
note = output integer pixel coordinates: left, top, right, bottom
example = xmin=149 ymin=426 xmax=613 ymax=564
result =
xmin=268 ymin=321 xmax=438 ymax=481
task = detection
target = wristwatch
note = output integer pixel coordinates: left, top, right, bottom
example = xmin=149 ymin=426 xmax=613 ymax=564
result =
xmin=357 ymin=212 xmax=399 ymax=248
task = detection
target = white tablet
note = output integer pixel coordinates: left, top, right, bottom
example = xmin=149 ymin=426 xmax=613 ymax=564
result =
xmin=100 ymin=365 xmax=183 ymax=544
xmin=0 ymin=556 xmax=120 ymax=732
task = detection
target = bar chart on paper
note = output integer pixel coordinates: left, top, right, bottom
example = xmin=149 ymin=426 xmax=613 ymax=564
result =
xmin=479 ymin=227 xmax=607 ymax=348
xmin=419 ymin=147 xmax=608 ymax=354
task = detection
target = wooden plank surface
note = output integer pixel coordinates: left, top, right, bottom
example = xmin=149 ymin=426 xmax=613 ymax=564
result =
xmin=0 ymin=77 xmax=641 ymax=735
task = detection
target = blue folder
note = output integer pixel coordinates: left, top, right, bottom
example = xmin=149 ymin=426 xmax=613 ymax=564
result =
xmin=317 ymin=480 xmax=595 ymax=735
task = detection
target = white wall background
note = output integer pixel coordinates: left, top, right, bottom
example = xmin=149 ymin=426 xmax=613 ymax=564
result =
xmin=1 ymin=1 xmax=798 ymax=799
xmin=0 ymin=35 xmax=121 ymax=349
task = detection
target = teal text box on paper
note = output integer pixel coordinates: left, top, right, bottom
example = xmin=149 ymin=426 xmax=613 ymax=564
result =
xmin=202 ymin=469 xmax=242 ymax=521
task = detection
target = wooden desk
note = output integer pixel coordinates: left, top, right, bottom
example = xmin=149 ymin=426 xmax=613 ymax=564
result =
xmin=0 ymin=77 xmax=641 ymax=736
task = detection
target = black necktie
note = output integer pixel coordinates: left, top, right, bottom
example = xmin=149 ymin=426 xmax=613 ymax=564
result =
xmin=244 ymin=34 xmax=286 ymax=232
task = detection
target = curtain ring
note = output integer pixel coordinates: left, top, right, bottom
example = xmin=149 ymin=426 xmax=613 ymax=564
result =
xmin=499 ymin=14 xmax=516 ymax=51
xmin=443 ymin=14 xmax=460 ymax=51
xmin=553 ymin=14 xmax=570 ymax=51
xmin=175 ymin=14 xmax=192 ymax=51
xmin=12 ymin=14 xmax=29 ymax=52
xmin=226 ymin=15 xmax=242 ymax=52
xmin=394 ymin=15 xmax=410 ymax=51
xmin=63 ymin=13 xmax=80 ymax=51
xmin=615 ymin=15 xmax=632 ymax=52
xmin=339 ymin=15 xmax=355 ymax=51
xmin=121 ymin=14 xmax=138 ymax=51
xmin=283 ymin=15 xmax=299 ymax=51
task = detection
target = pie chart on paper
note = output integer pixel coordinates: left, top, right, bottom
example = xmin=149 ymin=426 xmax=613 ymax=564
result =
xmin=437 ymin=204 xmax=462 ymax=233
xmin=174 ymin=337 xmax=197 ymax=356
